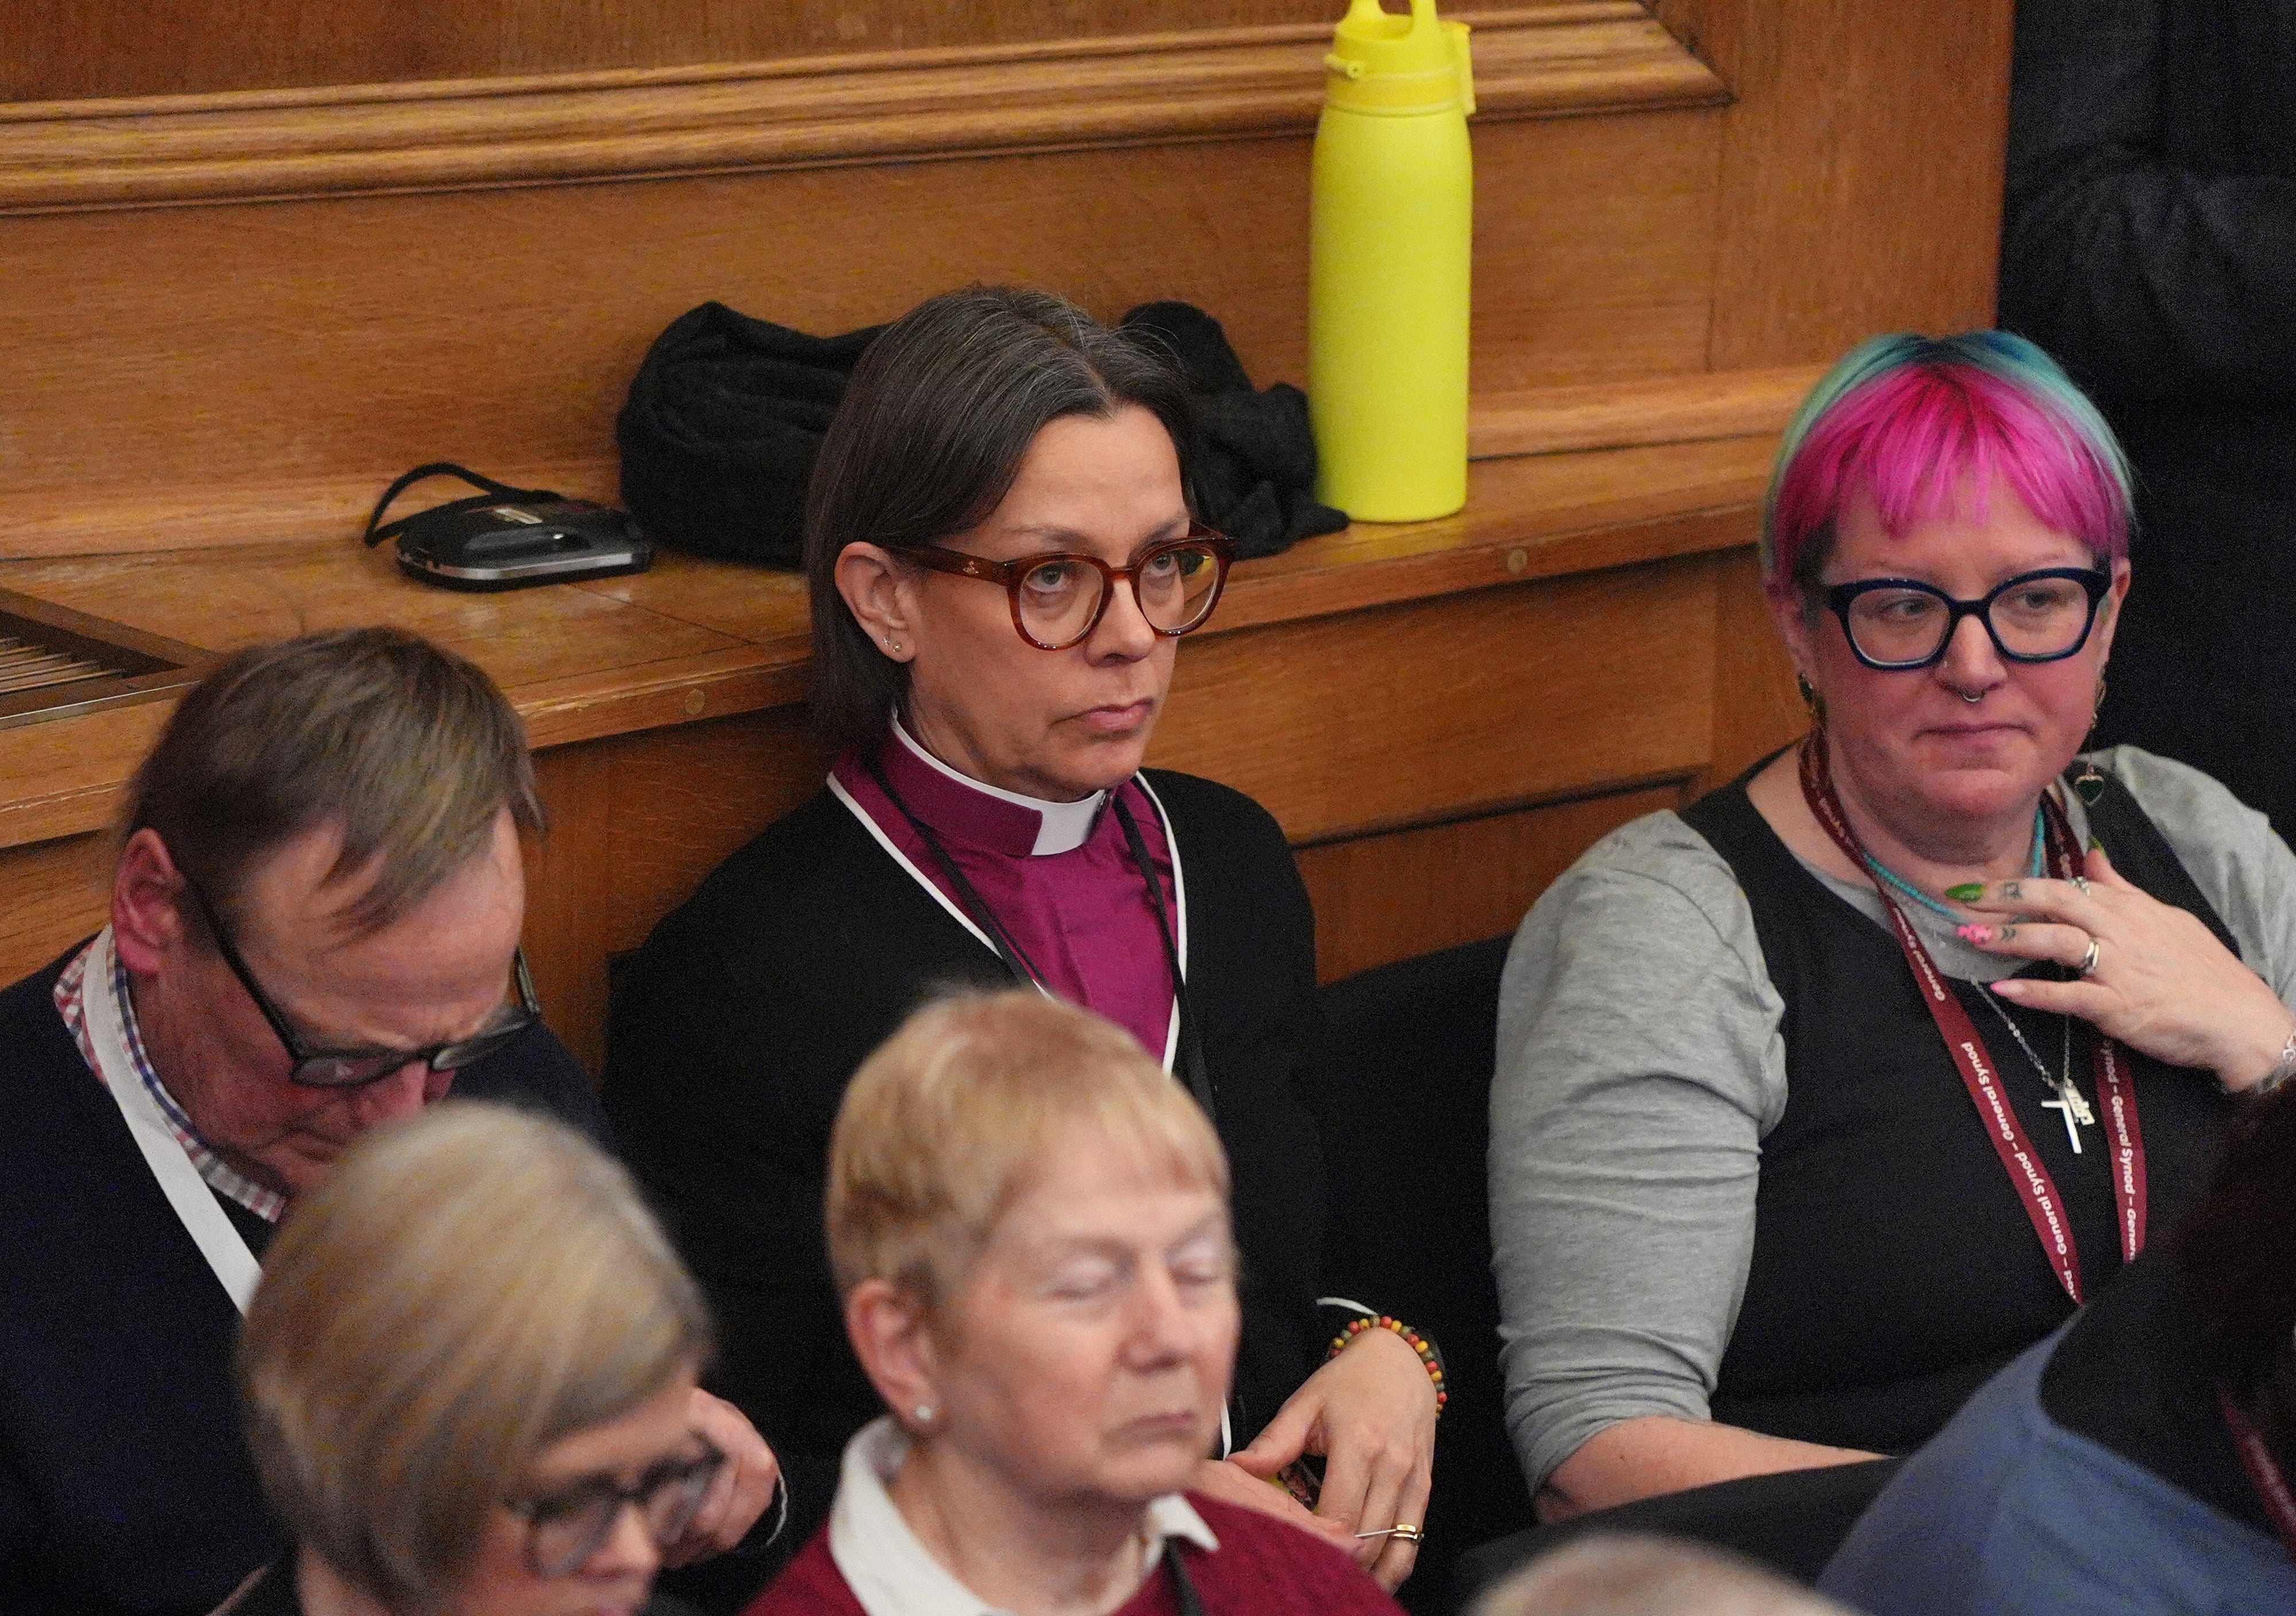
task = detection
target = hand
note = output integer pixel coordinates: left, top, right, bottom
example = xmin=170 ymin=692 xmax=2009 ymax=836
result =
xmin=1961 ymin=842 xmax=2296 ymax=1089
xmin=661 ymin=1388 xmax=784 ymax=1567
xmin=1230 ymin=1325 xmax=1438 ymax=1591
xmin=1188 ymin=1456 xmax=1357 ymax=1545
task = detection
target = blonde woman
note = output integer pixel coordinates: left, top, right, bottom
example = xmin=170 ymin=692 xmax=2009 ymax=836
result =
xmin=746 ymin=991 xmax=1407 ymax=1616
xmin=220 ymin=1102 xmax=773 ymax=1616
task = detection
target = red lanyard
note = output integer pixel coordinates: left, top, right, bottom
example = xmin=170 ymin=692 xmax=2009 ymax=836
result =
xmin=2219 ymin=1388 xmax=2296 ymax=1560
xmin=1798 ymin=733 xmax=2146 ymax=1304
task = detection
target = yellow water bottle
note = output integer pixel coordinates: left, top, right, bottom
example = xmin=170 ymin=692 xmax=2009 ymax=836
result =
xmin=1308 ymin=0 xmax=1474 ymax=522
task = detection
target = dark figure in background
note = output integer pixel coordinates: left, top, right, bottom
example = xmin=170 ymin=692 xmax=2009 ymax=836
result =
xmin=2000 ymin=0 xmax=2296 ymax=831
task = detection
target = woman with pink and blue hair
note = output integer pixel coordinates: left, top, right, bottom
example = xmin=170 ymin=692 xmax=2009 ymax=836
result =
xmin=1488 ymin=332 xmax=2296 ymax=1528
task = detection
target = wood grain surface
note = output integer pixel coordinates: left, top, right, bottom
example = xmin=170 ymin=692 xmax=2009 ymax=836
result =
xmin=0 ymin=108 xmax=1724 ymax=561
xmin=1149 ymin=557 xmax=1719 ymax=845
xmin=0 ymin=6 xmax=1723 ymax=214
xmin=4 ymin=0 xmax=1587 ymax=102
xmin=0 ymin=432 xmax=1780 ymax=853
xmin=1469 ymin=364 xmax=1825 ymax=459
xmin=1297 ymin=783 xmax=1684 ymax=982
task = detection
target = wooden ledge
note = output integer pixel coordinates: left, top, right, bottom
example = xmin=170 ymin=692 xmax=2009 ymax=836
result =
xmin=0 ymin=432 xmax=1773 ymax=853
xmin=0 ymin=367 xmax=1810 ymax=563
xmin=0 ymin=3 xmax=1725 ymax=215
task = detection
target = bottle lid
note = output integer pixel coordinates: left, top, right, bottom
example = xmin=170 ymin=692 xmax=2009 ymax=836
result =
xmin=1323 ymin=0 xmax=1475 ymax=116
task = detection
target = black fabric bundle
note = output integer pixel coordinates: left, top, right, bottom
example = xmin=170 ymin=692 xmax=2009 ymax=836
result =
xmin=617 ymin=302 xmax=882 ymax=569
xmin=615 ymin=296 xmax=1345 ymax=569
xmin=1116 ymin=300 xmax=1348 ymax=559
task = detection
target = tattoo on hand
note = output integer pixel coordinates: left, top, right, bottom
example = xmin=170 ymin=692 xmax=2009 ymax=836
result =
xmin=1998 ymin=924 xmax=2018 ymax=943
xmin=2001 ymin=881 xmax=2022 ymax=901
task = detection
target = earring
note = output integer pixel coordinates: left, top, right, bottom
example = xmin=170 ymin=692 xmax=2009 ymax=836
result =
xmin=2073 ymin=673 xmax=2109 ymax=804
xmin=912 ymin=1404 xmax=934 ymax=1425
xmin=1796 ymin=673 xmax=1826 ymax=729
xmin=883 ymin=636 xmax=901 ymax=655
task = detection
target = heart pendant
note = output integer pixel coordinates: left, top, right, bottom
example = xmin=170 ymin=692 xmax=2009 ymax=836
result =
xmin=2072 ymin=767 xmax=2107 ymax=805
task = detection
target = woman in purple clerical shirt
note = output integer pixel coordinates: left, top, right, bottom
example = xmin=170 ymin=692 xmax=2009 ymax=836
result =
xmin=603 ymin=287 xmax=1441 ymax=1597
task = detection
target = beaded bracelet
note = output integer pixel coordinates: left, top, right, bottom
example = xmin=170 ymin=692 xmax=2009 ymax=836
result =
xmin=1328 ymin=1314 xmax=1446 ymax=1414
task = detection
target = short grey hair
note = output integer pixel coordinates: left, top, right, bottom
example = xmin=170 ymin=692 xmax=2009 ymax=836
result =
xmin=239 ymin=1101 xmax=712 ymax=1610
xmin=1471 ymin=1536 xmax=1855 ymax=1616
xmin=119 ymin=627 xmax=542 ymax=937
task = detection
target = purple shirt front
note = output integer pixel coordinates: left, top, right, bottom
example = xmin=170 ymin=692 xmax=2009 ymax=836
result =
xmin=828 ymin=721 xmax=1182 ymax=1062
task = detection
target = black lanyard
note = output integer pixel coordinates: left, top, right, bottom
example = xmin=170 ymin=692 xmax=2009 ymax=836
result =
xmin=1165 ymin=1539 xmax=1208 ymax=1616
xmin=862 ymin=756 xmax=1216 ymax=1122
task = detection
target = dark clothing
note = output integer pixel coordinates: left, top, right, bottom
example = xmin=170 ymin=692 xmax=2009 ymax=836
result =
xmin=1822 ymin=1250 xmax=2296 ymax=1614
xmin=0 ymin=949 xmax=608 ymax=1616
xmin=2000 ymin=0 xmax=2296 ymax=830
xmin=602 ymin=772 xmax=1327 ymax=1551
xmin=1679 ymin=770 xmax=2236 ymax=1452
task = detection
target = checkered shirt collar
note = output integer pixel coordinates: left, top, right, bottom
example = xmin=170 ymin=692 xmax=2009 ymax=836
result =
xmin=57 ymin=935 xmax=286 ymax=1223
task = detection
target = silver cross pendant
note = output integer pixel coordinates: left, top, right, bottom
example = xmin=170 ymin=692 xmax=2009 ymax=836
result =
xmin=2042 ymin=1085 xmax=2096 ymax=1153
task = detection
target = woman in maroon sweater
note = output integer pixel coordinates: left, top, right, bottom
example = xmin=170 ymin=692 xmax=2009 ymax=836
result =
xmin=744 ymin=991 xmax=1405 ymax=1616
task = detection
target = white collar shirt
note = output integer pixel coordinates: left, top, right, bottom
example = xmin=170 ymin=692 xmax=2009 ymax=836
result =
xmin=827 ymin=1416 xmax=1219 ymax=1616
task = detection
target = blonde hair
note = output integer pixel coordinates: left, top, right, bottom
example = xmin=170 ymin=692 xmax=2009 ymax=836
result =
xmin=826 ymin=990 xmax=1229 ymax=1305
xmin=238 ymin=1102 xmax=711 ymax=1611
xmin=1472 ymin=1537 xmax=1855 ymax=1616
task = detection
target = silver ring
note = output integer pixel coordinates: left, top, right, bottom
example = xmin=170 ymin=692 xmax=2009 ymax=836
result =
xmin=2079 ymin=938 xmax=2101 ymax=977
xmin=1960 ymin=690 xmax=1984 ymax=704
xmin=2069 ymin=875 xmax=2091 ymax=895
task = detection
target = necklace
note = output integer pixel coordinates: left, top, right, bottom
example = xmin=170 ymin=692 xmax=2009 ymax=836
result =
xmin=1859 ymin=807 xmax=2046 ymax=923
xmin=1798 ymin=729 xmax=2147 ymax=1304
xmin=1973 ymin=980 xmax=2095 ymax=1153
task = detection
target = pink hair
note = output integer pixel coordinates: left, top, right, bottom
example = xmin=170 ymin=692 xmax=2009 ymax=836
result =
xmin=1765 ymin=335 xmax=2132 ymax=597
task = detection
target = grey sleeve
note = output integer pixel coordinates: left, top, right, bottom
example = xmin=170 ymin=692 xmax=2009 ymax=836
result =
xmin=1489 ymin=813 xmax=1787 ymax=1494
xmin=2099 ymin=746 xmax=2296 ymax=1011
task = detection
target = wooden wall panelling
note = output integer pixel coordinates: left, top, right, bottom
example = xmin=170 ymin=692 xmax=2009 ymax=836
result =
xmin=2 ymin=1 xmax=1352 ymax=102
xmin=0 ymin=7 xmax=1721 ymax=204
xmin=522 ymin=706 xmax=827 ymax=1073
xmin=6 ymin=0 xmax=1672 ymax=104
xmin=1701 ymin=544 xmax=1805 ymax=792
xmin=1297 ymin=782 xmax=1684 ymax=983
xmin=0 ymin=107 xmax=1724 ymax=560
xmin=1655 ymin=0 xmax=2015 ymax=364
xmin=0 ymin=832 xmax=110 ymax=989
xmin=1147 ymin=556 xmax=1719 ymax=846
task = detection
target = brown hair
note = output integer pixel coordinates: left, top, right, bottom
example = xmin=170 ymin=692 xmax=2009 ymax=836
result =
xmin=120 ymin=627 xmax=541 ymax=938
xmin=801 ymin=285 xmax=1198 ymax=753
xmin=825 ymin=989 xmax=1228 ymax=1308
xmin=239 ymin=1101 xmax=712 ymax=1611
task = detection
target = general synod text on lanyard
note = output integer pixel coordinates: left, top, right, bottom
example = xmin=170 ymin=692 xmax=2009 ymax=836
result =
xmin=1800 ymin=735 xmax=2144 ymax=1306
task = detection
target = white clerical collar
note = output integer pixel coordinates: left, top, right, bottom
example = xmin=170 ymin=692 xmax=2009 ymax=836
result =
xmin=827 ymin=1416 xmax=1217 ymax=1616
xmin=892 ymin=718 xmax=1106 ymax=857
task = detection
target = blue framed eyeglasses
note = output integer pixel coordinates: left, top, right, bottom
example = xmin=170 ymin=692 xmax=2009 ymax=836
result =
xmin=1825 ymin=567 xmax=2112 ymax=672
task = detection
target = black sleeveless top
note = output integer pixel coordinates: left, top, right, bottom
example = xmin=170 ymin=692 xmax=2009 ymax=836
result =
xmin=1680 ymin=760 xmax=2240 ymax=1454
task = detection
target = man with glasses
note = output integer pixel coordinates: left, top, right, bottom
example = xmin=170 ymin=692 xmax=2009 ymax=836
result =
xmin=0 ymin=628 xmax=778 ymax=1616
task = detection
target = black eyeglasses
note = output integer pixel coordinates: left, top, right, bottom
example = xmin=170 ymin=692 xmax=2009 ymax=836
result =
xmin=1825 ymin=567 xmax=2112 ymax=671
xmin=909 ymin=526 xmax=1235 ymax=651
xmin=508 ymin=1441 xmax=726 ymax=1578
xmin=182 ymin=877 xmax=541 ymax=1088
